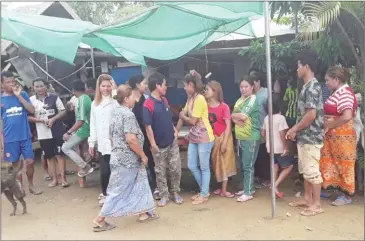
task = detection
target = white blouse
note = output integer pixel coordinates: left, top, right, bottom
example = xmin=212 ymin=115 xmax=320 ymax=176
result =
xmin=88 ymin=95 xmax=118 ymax=155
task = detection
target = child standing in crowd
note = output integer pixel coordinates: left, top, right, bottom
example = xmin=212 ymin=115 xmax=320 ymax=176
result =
xmin=144 ymin=73 xmax=183 ymax=207
xmin=283 ymin=77 xmax=298 ymax=128
xmin=177 ymin=70 xmax=214 ymax=205
xmin=88 ymin=74 xmax=118 ymax=206
xmin=29 ymin=78 xmax=69 ymax=188
xmin=62 ymin=79 xmax=93 ymax=177
xmin=232 ymin=76 xmax=261 ymax=202
xmin=205 ymin=81 xmax=236 ymax=198
xmin=262 ymin=97 xmax=294 ymax=198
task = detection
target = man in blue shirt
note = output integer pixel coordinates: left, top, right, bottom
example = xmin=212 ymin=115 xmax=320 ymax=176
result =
xmin=1 ymin=71 xmax=42 ymax=195
xmin=143 ymin=72 xmax=182 ymax=207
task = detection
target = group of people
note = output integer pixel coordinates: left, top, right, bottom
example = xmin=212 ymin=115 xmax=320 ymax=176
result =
xmin=0 ymin=49 xmax=359 ymax=231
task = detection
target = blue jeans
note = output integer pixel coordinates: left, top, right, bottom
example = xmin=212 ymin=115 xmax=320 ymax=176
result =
xmin=187 ymin=142 xmax=214 ymax=197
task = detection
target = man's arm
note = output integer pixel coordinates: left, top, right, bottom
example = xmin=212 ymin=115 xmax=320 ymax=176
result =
xmin=17 ymin=92 xmax=34 ymax=114
xmin=291 ymin=108 xmax=316 ymax=133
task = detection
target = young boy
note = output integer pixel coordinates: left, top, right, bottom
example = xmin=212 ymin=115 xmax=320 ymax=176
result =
xmin=62 ymin=79 xmax=93 ymax=177
xmin=262 ymin=97 xmax=294 ymax=198
xmin=143 ymin=72 xmax=183 ymax=207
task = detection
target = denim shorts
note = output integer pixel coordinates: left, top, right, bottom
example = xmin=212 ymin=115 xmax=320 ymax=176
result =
xmin=274 ymin=154 xmax=295 ymax=168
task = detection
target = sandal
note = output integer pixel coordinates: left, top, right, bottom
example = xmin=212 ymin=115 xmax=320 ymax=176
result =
xmin=173 ymin=194 xmax=184 ymax=204
xmin=61 ymin=182 xmax=70 ymax=188
xmin=300 ymin=208 xmax=324 ymax=216
xmin=213 ymin=189 xmax=222 ymax=195
xmin=157 ymin=197 xmax=169 ymax=207
xmin=138 ymin=212 xmax=160 ymax=223
xmin=48 ymin=182 xmax=58 ymax=188
xmin=235 ymin=190 xmax=244 ymax=196
xmin=192 ymin=195 xmax=208 ymax=205
xmin=275 ymin=191 xmax=285 ymax=199
xmin=93 ymin=221 xmax=116 ymax=232
xmin=220 ymin=191 xmax=235 ymax=198
xmin=288 ymin=200 xmax=309 ymax=208
xmin=191 ymin=193 xmax=201 ymax=201
xmin=29 ymin=187 xmax=43 ymax=195
xmin=331 ymin=196 xmax=352 ymax=206
xmin=237 ymin=194 xmax=253 ymax=202
xmin=44 ymin=175 xmax=52 ymax=181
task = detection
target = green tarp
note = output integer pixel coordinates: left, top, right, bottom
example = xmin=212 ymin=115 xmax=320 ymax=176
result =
xmin=1 ymin=2 xmax=264 ymax=66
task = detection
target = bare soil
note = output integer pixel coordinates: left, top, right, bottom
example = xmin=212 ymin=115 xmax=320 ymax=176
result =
xmin=1 ymin=156 xmax=364 ymax=240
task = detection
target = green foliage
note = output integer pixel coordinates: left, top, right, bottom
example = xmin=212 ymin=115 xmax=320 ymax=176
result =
xmin=311 ymin=31 xmax=346 ymax=67
xmin=69 ymin=2 xmax=154 ymax=25
xmin=357 ymin=145 xmax=364 ymax=169
xmin=273 ymin=16 xmax=292 ymax=25
xmin=350 ymin=66 xmax=363 ymax=94
xmin=239 ymin=39 xmax=310 ymax=75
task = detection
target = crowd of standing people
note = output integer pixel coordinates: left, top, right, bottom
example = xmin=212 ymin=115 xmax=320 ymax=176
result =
xmin=0 ymin=50 xmax=360 ymax=232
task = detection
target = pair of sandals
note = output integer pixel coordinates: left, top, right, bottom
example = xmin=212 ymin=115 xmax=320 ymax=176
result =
xmin=48 ymin=181 xmax=70 ymax=188
xmin=93 ymin=212 xmax=160 ymax=232
xmin=288 ymin=201 xmax=324 ymax=216
xmin=191 ymin=193 xmax=209 ymax=205
xmin=213 ymin=189 xmax=234 ymax=198
xmin=157 ymin=194 xmax=184 ymax=207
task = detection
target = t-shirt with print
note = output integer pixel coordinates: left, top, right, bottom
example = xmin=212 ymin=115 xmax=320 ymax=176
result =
xmin=1 ymin=91 xmax=32 ymax=143
xmin=297 ymin=78 xmax=324 ymax=145
xmin=76 ymin=94 xmax=92 ymax=139
xmin=233 ymin=95 xmax=261 ymax=141
xmin=184 ymin=94 xmax=214 ymax=143
xmin=284 ymin=87 xmax=298 ymax=119
xmin=263 ymin=114 xmax=289 ymax=154
xmin=208 ymin=102 xmax=231 ymax=137
xmin=30 ymin=94 xmax=66 ymax=140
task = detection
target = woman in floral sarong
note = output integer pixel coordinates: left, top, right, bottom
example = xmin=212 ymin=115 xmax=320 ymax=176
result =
xmin=320 ymin=66 xmax=357 ymax=206
xmin=205 ymin=81 xmax=236 ymax=198
xmin=92 ymin=85 xmax=158 ymax=232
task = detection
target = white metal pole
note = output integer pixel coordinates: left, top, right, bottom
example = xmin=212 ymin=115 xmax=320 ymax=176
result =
xmin=45 ymin=55 xmax=49 ymax=81
xmin=91 ymin=48 xmax=96 ymax=78
xmin=264 ymin=0 xmax=276 ymax=218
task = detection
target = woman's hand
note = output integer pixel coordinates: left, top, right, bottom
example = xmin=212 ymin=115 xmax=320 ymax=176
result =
xmin=141 ymin=154 xmax=148 ymax=166
xmin=89 ymin=147 xmax=95 ymax=157
xmin=179 ymin=110 xmax=187 ymax=120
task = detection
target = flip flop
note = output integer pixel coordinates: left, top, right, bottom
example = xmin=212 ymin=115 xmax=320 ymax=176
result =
xmin=44 ymin=175 xmax=52 ymax=181
xmin=220 ymin=191 xmax=235 ymax=198
xmin=191 ymin=193 xmax=201 ymax=201
xmin=157 ymin=198 xmax=169 ymax=207
xmin=173 ymin=194 xmax=184 ymax=204
xmin=213 ymin=189 xmax=222 ymax=195
xmin=138 ymin=213 xmax=160 ymax=223
xmin=331 ymin=196 xmax=352 ymax=206
xmin=93 ymin=221 xmax=116 ymax=232
xmin=29 ymin=187 xmax=43 ymax=195
xmin=48 ymin=182 xmax=58 ymax=188
xmin=237 ymin=194 xmax=253 ymax=202
xmin=275 ymin=191 xmax=285 ymax=199
xmin=288 ymin=201 xmax=309 ymax=207
xmin=61 ymin=182 xmax=70 ymax=188
xmin=235 ymin=190 xmax=244 ymax=196
xmin=300 ymin=208 xmax=324 ymax=216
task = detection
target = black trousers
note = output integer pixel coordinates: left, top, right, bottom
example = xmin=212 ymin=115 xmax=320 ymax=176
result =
xmin=100 ymin=154 xmax=111 ymax=196
xmin=145 ymin=146 xmax=156 ymax=190
xmin=254 ymin=143 xmax=271 ymax=181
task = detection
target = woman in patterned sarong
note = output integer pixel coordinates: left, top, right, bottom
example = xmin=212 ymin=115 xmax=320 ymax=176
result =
xmin=320 ymin=66 xmax=357 ymax=206
xmin=92 ymin=85 xmax=158 ymax=232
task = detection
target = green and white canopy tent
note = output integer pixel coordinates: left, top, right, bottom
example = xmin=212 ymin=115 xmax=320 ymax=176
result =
xmin=1 ymin=1 xmax=277 ymax=217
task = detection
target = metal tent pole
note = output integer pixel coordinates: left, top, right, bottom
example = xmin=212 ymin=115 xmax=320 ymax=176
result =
xmin=29 ymin=57 xmax=72 ymax=93
xmin=91 ymin=48 xmax=96 ymax=78
xmin=264 ymin=0 xmax=276 ymax=218
xmin=45 ymin=55 xmax=49 ymax=81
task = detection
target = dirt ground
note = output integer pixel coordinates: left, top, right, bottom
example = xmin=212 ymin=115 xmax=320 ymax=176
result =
xmin=1 ymin=155 xmax=364 ymax=240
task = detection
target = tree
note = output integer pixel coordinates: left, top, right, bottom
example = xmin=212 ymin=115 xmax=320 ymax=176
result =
xmin=270 ymin=2 xmax=305 ymax=34
xmin=69 ymin=2 xmax=125 ymax=25
xmin=299 ymin=1 xmax=364 ymax=77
